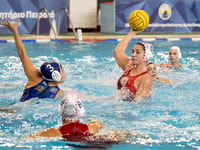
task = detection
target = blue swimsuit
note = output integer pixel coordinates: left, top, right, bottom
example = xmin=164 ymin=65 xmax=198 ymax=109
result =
xmin=19 ymin=79 xmax=60 ymax=102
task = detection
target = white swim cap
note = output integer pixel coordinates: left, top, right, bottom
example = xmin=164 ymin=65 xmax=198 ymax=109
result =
xmin=58 ymin=94 xmax=85 ymax=122
xmin=142 ymin=43 xmax=153 ymax=62
xmin=170 ymin=46 xmax=182 ymax=59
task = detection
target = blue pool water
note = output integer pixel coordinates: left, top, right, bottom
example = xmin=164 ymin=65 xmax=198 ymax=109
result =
xmin=0 ymin=40 xmax=200 ymax=149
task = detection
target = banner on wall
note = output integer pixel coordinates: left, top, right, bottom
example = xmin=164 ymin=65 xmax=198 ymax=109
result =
xmin=115 ymin=0 xmax=200 ymax=33
xmin=0 ymin=0 xmax=68 ymax=34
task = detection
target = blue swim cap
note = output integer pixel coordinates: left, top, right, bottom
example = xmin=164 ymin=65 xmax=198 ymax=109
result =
xmin=40 ymin=61 xmax=61 ymax=82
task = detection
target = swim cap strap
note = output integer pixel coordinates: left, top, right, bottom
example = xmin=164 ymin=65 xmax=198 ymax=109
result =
xmin=142 ymin=43 xmax=153 ymax=62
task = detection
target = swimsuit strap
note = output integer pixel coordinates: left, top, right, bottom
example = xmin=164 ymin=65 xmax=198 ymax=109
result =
xmin=38 ymin=80 xmax=60 ymax=99
xmin=131 ymin=71 xmax=149 ymax=78
xmin=125 ymin=65 xmax=148 ymax=78
xmin=71 ymin=123 xmax=78 ymax=135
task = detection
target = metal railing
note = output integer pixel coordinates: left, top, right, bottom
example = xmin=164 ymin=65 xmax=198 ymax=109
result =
xmin=37 ymin=8 xmax=57 ymax=37
xmin=57 ymin=8 xmax=77 ymax=39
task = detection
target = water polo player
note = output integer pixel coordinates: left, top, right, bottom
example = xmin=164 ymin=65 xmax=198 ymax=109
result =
xmin=114 ymin=29 xmax=153 ymax=101
xmin=0 ymin=19 xmax=65 ymax=104
xmin=147 ymin=61 xmax=171 ymax=84
xmin=159 ymin=46 xmax=182 ymax=69
xmin=20 ymin=94 xmax=139 ymax=145
xmin=21 ymin=94 xmax=103 ymax=141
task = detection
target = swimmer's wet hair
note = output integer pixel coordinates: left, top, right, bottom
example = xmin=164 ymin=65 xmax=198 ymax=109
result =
xmin=134 ymin=43 xmax=153 ymax=62
xmin=147 ymin=61 xmax=154 ymax=66
xmin=136 ymin=42 xmax=145 ymax=51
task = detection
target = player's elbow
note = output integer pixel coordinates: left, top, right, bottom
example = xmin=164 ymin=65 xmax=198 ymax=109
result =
xmin=95 ymin=120 xmax=103 ymax=129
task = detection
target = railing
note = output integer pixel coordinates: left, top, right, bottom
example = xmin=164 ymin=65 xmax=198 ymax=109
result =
xmin=57 ymin=8 xmax=77 ymax=39
xmin=37 ymin=8 xmax=57 ymax=37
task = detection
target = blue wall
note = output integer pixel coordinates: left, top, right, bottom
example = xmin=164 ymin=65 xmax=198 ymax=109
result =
xmin=0 ymin=0 xmax=68 ymax=34
xmin=115 ymin=0 xmax=200 ymax=33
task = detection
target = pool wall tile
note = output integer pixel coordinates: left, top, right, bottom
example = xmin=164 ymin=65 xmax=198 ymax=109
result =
xmin=105 ymin=39 xmax=118 ymax=41
xmin=64 ymin=39 xmax=78 ymax=41
xmin=156 ymin=38 xmax=168 ymax=41
xmin=0 ymin=40 xmax=7 ymax=43
xmin=36 ymin=39 xmax=51 ymax=43
xmin=142 ymin=38 xmax=156 ymax=41
xmin=7 ymin=40 xmax=15 ymax=43
xmin=83 ymin=39 xmax=105 ymax=41
xmin=51 ymin=39 xmax=65 ymax=42
xmin=22 ymin=40 xmax=36 ymax=42
xmin=192 ymin=38 xmax=200 ymax=41
xmin=180 ymin=38 xmax=192 ymax=40
xmin=167 ymin=38 xmax=180 ymax=41
xmin=131 ymin=38 xmax=143 ymax=41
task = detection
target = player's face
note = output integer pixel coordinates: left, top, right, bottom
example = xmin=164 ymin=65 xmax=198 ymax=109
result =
xmin=147 ymin=64 xmax=157 ymax=80
xmin=131 ymin=45 xmax=145 ymax=64
xmin=169 ymin=49 xmax=179 ymax=63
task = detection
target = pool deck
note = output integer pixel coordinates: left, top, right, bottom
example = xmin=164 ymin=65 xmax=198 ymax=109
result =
xmin=1 ymin=32 xmax=200 ymax=41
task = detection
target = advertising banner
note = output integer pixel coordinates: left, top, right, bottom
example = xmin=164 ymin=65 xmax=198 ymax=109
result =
xmin=115 ymin=0 xmax=200 ymax=33
xmin=0 ymin=0 xmax=68 ymax=34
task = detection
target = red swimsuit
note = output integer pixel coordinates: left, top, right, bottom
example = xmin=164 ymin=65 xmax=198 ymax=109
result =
xmin=59 ymin=123 xmax=89 ymax=142
xmin=118 ymin=67 xmax=148 ymax=94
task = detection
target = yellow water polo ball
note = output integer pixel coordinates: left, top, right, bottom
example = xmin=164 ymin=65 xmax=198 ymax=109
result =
xmin=128 ymin=10 xmax=149 ymax=31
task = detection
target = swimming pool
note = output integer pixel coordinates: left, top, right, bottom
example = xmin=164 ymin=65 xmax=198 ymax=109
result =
xmin=0 ymin=40 xmax=200 ymax=149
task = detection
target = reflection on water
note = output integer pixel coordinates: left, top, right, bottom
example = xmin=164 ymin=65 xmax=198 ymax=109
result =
xmin=0 ymin=41 xmax=200 ymax=149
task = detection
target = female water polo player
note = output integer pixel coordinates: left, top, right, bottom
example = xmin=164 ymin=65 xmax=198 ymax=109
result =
xmin=114 ymin=29 xmax=153 ymax=101
xmin=20 ymin=94 xmax=141 ymax=144
xmin=0 ymin=19 xmax=65 ymax=104
xmin=147 ymin=61 xmax=171 ymax=84
xmin=159 ymin=46 xmax=182 ymax=69
xmin=21 ymin=94 xmax=103 ymax=141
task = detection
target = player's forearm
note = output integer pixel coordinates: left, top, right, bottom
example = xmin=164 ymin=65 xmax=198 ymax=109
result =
xmin=12 ymin=29 xmax=27 ymax=59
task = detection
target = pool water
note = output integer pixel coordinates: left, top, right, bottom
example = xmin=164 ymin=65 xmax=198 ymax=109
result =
xmin=0 ymin=40 xmax=200 ymax=149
